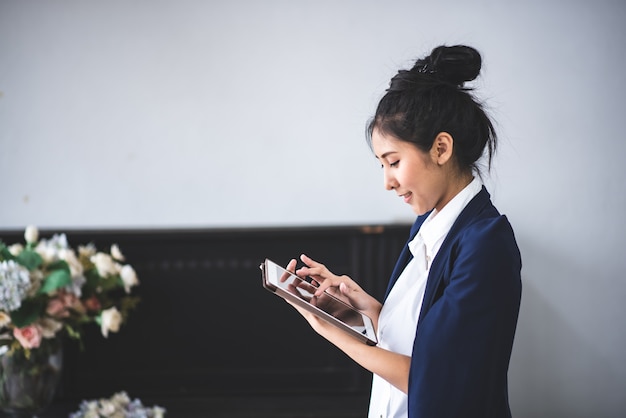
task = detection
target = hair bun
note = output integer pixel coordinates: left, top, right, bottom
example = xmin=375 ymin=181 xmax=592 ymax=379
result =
xmin=414 ymin=45 xmax=482 ymax=86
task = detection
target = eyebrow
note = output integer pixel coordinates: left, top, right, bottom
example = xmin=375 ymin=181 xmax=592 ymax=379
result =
xmin=376 ymin=151 xmax=398 ymax=160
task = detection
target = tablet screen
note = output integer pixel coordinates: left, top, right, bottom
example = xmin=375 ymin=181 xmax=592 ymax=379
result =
xmin=262 ymin=259 xmax=377 ymax=345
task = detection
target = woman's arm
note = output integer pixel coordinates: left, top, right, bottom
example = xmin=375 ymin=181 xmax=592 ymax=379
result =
xmin=285 ymin=255 xmax=411 ymax=394
xmin=289 ymin=299 xmax=411 ymax=393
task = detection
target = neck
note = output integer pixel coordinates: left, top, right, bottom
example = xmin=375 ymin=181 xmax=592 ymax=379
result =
xmin=435 ymin=171 xmax=474 ymax=213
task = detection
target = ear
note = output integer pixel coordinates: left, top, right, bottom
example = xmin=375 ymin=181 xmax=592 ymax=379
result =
xmin=430 ymin=132 xmax=454 ymax=165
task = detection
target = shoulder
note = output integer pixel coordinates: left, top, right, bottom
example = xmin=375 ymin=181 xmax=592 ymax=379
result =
xmin=434 ymin=194 xmax=521 ymax=303
xmin=456 ymin=187 xmax=516 ymax=244
xmin=462 ymin=213 xmax=516 ymax=246
xmin=449 ymin=189 xmax=521 ymax=268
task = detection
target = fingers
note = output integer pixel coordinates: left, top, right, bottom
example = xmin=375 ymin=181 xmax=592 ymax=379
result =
xmin=289 ymin=254 xmax=357 ymax=300
xmin=281 ymin=254 xmax=381 ymax=328
xmin=294 ymin=254 xmax=347 ymax=297
xmin=287 ymin=280 xmax=318 ymax=301
xmin=280 ymin=259 xmax=298 ymax=283
xmin=296 ymin=254 xmax=330 ymax=281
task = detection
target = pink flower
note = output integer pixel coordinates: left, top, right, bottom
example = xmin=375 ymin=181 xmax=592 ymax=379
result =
xmin=46 ymin=297 xmax=69 ymax=318
xmin=61 ymin=291 xmax=79 ymax=308
xmin=47 ymin=290 xmax=86 ymax=318
xmin=13 ymin=325 xmax=43 ymax=349
xmin=62 ymin=291 xmax=86 ymax=315
xmin=84 ymin=296 xmax=102 ymax=312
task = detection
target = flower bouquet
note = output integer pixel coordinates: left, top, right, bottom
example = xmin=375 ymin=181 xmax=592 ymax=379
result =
xmin=69 ymin=391 xmax=165 ymax=418
xmin=0 ymin=226 xmax=141 ymax=415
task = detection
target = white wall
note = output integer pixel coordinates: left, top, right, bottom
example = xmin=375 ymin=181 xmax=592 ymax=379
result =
xmin=1 ymin=1 xmax=625 ymax=416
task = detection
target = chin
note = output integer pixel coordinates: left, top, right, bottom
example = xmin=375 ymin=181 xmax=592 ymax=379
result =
xmin=411 ymin=203 xmax=433 ymax=216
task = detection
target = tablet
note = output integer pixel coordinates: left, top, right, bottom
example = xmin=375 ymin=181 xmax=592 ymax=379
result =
xmin=261 ymin=258 xmax=377 ymax=346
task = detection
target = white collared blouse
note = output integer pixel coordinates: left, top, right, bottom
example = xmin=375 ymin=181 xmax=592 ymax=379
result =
xmin=368 ymin=177 xmax=482 ymax=418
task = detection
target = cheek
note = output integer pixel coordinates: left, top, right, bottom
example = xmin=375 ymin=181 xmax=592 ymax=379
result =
xmin=406 ymin=173 xmax=440 ymax=213
xmin=401 ymin=167 xmax=426 ymax=194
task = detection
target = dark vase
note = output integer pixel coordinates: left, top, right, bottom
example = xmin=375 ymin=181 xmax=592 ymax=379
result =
xmin=0 ymin=338 xmax=63 ymax=418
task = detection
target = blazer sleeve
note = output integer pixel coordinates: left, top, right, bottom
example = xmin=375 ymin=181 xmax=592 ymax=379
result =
xmin=408 ymin=215 xmax=522 ymax=418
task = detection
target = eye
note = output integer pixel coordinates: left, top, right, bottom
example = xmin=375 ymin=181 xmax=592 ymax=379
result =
xmin=390 ymin=161 xmax=399 ymax=168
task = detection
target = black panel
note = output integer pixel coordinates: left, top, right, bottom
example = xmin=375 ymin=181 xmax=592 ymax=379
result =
xmin=0 ymin=224 xmax=410 ymax=416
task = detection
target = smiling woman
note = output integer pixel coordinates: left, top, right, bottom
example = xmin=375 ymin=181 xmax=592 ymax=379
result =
xmin=2 ymin=1 xmax=625 ymax=416
xmin=278 ymin=45 xmax=521 ymax=418
xmin=372 ymin=132 xmax=469 ymax=215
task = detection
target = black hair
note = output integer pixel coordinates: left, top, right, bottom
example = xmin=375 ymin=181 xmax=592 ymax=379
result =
xmin=366 ymin=45 xmax=497 ymax=174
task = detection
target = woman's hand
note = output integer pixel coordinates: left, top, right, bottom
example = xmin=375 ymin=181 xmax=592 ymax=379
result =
xmin=286 ymin=254 xmax=382 ymax=332
xmin=282 ymin=254 xmax=409 ymax=394
xmin=295 ymin=254 xmax=382 ymax=323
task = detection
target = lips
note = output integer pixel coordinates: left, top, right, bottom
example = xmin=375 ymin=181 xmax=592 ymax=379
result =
xmin=400 ymin=192 xmax=412 ymax=204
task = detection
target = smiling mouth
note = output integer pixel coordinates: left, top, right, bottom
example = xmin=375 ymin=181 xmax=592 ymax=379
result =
xmin=400 ymin=192 xmax=412 ymax=203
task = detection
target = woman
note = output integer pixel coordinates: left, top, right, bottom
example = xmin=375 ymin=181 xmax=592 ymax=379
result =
xmin=285 ymin=45 xmax=521 ymax=418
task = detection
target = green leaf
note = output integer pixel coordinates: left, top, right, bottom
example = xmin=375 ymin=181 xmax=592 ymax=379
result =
xmin=64 ymin=324 xmax=85 ymax=351
xmin=0 ymin=242 xmax=15 ymax=262
xmin=16 ymin=249 xmax=43 ymax=270
xmin=64 ymin=324 xmax=81 ymax=340
xmin=99 ymin=275 xmax=122 ymax=292
xmin=11 ymin=299 xmax=44 ymax=328
xmin=47 ymin=259 xmax=70 ymax=272
xmin=39 ymin=269 xmax=72 ymax=294
xmin=82 ymin=269 xmax=101 ymax=294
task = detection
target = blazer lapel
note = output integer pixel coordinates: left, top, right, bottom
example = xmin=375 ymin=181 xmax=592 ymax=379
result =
xmin=417 ymin=187 xmax=492 ymax=322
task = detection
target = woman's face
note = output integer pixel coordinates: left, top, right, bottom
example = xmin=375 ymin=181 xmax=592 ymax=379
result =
xmin=371 ymin=129 xmax=452 ymax=215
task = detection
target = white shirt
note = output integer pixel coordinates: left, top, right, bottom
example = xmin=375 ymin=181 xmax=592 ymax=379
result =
xmin=367 ymin=177 xmax=482 ymax=418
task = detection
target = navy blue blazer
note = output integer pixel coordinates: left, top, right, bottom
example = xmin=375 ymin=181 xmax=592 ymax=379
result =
xmin=385 ymin=186 xmax=522 ymax=418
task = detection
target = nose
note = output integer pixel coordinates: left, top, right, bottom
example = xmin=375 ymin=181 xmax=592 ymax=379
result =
xmin=383 ymin=168 xmax=397 ymax=191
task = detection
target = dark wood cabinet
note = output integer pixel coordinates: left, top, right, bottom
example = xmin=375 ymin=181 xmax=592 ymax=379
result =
xmin=1 ymin=224 xmax=410 ymax=417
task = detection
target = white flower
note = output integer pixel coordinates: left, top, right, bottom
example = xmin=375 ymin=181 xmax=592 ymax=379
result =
xmin=98 ymin=399 xmax=116 ymax=416
xmin=57 ymin=248 xmax=86 ymax=297
xmin=26 ymin=269 xmax=44 ymax=297
xmin=8 ymin=244 xmax=24 ymax=257
xmin=85 ymin=400 xmax=99 ymax=412
xmin=120 ymin=265 xmax=139 ymax=293
xmin=66 ymin=275 xmax=86 ymax=298
xmin=100 ymin=307 xmax=122 ymax=338
xmin=59 ymin=248 xmax=84 ymax=278
xmin=0 ymin=260 xmax=32 ymax=312
xmin=69 ymin=392 xmax=165 ymax=418
xmin=0 ymin=311 xmax=11 ymax=327
xmin=35 ymin=233 xmax=68 ymax=264
xmin=78 ymin=243 xmax=96 ymax=259
xmin=110 ymin=244 xmax=125 ymax=261
xmin=74 ymin=400 xmax=100 ymax=418
xmin=24 ymin=225 xmax=39 ymax=244
xmin=111 ymin=391 xmax=130 ymax=407
xmin=91 ymin=253 xmax=118 ymax=277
